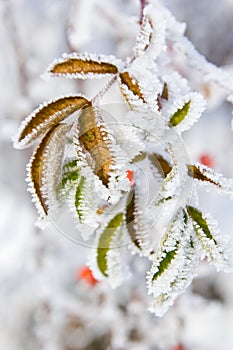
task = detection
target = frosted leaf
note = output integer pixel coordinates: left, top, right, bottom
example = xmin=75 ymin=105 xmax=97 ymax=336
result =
xmin=151 ymin=166 xmax=179 ymax=206
xmin=147 ymin=209 xmax=198 ymax=316
xmin=125 ymin=188 xmax=141 ymax=250
xmin=143 ymin=167 xmax=181 ymax=244
xmin=74 ymin=177 xmax=86 ymax=222
xmin=187 ymin=206 xmax=233 ymax=272
xmin=157 ymin=71 xmax=206 ymax=133
xmin=13 ymin=95 xmax=90 ymax=149
xmin=169 ymin=101 xmax=191 ymax=127
xmin=126 ymin=110 xmax=166 ymax=143
xmin=64 ymin=170 xmax=102 ymax=240
xmin=74 ymin=107 xmax=137 ymax=204
xmin=167 ymin=93 xmax=206 ymax=134
xmin=157 ymin=82 xmax=169 ymax=111
xmin=143 ymin=3 xmax=167 ymax=59
xmin=134 ymin=11 xmax=153 ymax=56
xmin=146 ymin=160 xmax=192 ymax=232
xmin=59 ymin=158 xmax=109 ymax=239
xmin=57 ymin=159 xmax=83 ymax=209
xmin=125 ymin=185 xmax=152 ymax=255
xmin=187 ymin=163 xmax=233 ymax=198
xmin=57 ymin=159 xmax=81 ymax=197
xmin=105 ymin=226 xmax=128 ymax=288
xmin=122 ymin=56 xmax=162 ymax=111
xmin=74 ymin=140 xmax=110 ymax=202
xmin=46 ymin=52 xmax=122 ymax=79
xmin=110 ymin=123 xmax=145 ymax=161
xmin=77 ymin=106 xmax=114 ymax=187
xmin=148 ymin=153 xmax=172 ymax=178
xmin=160 ymin=72 xmax=190 ymax=106
xmin=66 ymin=144 xmax=128 ymax=239
xmin=161 ymin=82 xmax=169 ymax=100
xmin=118 ymin=71 xmax=146 ymax=107
xmin=27 ymin=123 xmax=71 ymax=221
xmin=96 ymin=213 xmax=123 ymax=277
xmin=130 ymin=152 xmax=147 ymax=163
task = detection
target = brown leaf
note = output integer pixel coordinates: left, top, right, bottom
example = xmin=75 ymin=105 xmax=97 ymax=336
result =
xmin=187 ymin=163 xmax=233 ymax=197
xmin=161 ymin=82 xmax=169 ymax=101
xmin=187 ymin=164 xmax=219 ymax=186
xmin=49 ymin=55 xmax=118 ymax=77
xmin=119 ymin=71 xmax=146 ymax=104
xmin=14 ymin=96 xmax=90 ymax=148
xmin=157 ymin=82 xmax=169 ymax=110
xmin=29 ymin=123 xmax=70 ymax=216
xmin=149 ymin=153 xmax=172 ymax=177
xmin=78 ymin=107 xmax=113 ymax=187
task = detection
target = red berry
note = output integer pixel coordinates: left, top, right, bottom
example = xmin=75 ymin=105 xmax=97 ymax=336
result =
xmin=172 ymin=345 xmax=184 ymax=350
xmin=126 ymin=170 xmax=134 ymax=186
xmin=199 ymin=154 xmax=214 ymax=168
xmin=76 ymin=266 xmax=98 ymax=286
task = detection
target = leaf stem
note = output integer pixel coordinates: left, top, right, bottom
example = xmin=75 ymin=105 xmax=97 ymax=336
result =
xmin=91 ymin=75 xmax=117 ymax=105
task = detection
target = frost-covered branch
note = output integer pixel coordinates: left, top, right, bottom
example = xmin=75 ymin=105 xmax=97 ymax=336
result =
xmin=13 ymin=0 xmax=233 ymax=317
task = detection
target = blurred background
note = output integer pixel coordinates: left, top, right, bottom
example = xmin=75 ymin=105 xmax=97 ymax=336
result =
xmin=1 ymin=0 xmax=233 ymax=349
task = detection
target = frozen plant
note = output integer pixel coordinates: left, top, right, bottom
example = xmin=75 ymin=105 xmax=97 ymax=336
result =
xmin=13 ymin=0 xmax=233 ymax=316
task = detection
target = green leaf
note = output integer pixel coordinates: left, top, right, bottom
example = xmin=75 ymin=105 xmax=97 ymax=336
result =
xmin=187 ymin=206 xmax=217 ymax=245
xmin=152 ymin=248 xmax=177 ymax=282
xmin=130 ymin=152 xmax=146 ymax=163
xmin=97 ymin=213 xmax=123 ymax=277
xmin=126 ymin=189 xmax=141 ymax=249
xmin=75 ymin=177 xmax=85 ymax=222
xmin=63 ymin=170 xmax=80 ymax=185
xmin=63 ymin=159 xmax=79 ymax=170
xmin=169 ymin=101 xmax=191 ymax=127
xmin=56 ymin=160 xmax=80 ymax=194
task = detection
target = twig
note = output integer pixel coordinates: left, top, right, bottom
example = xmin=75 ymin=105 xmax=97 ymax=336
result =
xmin=140 ymin=0 xmax=148 ymax=24
xmin=91 ymin=76 xmax=118 ymax=105
xmin=3 ymin=0 xmax=29 ymax=96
